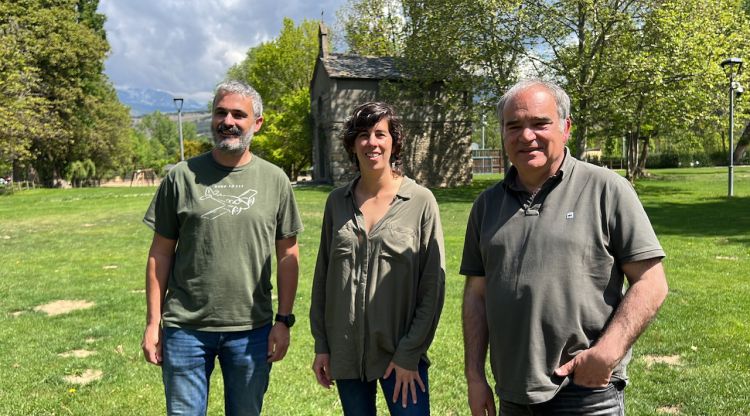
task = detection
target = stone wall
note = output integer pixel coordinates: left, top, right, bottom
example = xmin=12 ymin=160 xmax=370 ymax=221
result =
xmin=325 ymin=118 xmax=473 ymax=188
xmin=310 ymin=69 xmax=473 ymax=188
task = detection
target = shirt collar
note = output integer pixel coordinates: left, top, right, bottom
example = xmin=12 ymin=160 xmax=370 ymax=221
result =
xmin=504 ymin=147 xmax=574 ymax=193
xmin=344 ymin=175 xmax=414 ymax=200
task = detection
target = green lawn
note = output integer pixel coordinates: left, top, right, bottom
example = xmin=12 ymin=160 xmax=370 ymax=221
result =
xmin=0 ymin=167 xmax=748 ymax=415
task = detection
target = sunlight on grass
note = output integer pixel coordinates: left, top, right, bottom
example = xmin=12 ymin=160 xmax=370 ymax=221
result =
xmin=0 ymin=168 xmax=748 ymax=415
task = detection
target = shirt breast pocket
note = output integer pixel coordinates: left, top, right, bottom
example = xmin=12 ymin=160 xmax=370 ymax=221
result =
xmin=378 ymin=226 xmax=417 ymax=282
xmin=330 ymin=222 xmax=357 ymax=291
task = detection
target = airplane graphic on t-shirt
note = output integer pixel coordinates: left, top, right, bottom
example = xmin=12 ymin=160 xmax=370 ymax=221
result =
xmin=200 ymin=187 xmax=257 ymax=220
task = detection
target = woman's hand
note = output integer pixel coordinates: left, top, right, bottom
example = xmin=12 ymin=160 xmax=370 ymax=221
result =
xmin=384 ymin=361 xmax=426 ymax=408
xmin=312 ymin=353 xmax=333 ymax=388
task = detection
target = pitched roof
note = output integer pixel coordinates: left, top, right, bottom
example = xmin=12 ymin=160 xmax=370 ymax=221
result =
xmin=321 ymin=53 xmax=404 ymax=80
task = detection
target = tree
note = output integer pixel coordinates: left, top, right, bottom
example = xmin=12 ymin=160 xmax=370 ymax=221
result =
xmin=227 ymin=18 xmax=320 ymax=179
xmin=512 ymin=0 xmax=655 ymax=160
xmin=591 ymin=0 xmax=750 ymax=179
xmin=251 ymin=89 xmax=312 ymax=179
xmin=0 ymin=14 xmax=44 ymax=179
xmin=135 ymin=111 xmax=201 ymax=170
xmin=337 ymin=0 xmax=406 ymax=56
xmin=70 ymin=81 xmax=134 ymax=179
xmin=0 ymin=0 xmax=131 ymax=185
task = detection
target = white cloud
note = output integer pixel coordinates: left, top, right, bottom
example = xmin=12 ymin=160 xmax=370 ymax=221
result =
xmin=98 ymin=0 xmax=346 ymax=101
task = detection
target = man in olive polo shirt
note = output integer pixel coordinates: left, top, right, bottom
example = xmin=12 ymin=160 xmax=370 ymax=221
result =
xmin=460 ymin=79 xmax=668 ymax=415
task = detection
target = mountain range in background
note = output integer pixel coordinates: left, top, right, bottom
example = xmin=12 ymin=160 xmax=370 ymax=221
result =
xmin=116 ymin=87 xmax=208 ymax=116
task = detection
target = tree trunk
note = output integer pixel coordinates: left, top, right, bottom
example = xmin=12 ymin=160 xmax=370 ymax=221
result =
xmin=734 ymin=122 xmax=750 ymax=164
xmin=626 ymin=98 xmax=647 ymax=183
xmin=635 ymin=135 xmax=650 ymax=177
xmin=574 ymin=123 xmax=588 ymax=159
xmin=735 ymin=142 xmax=748 ymax=164
xmin=12 ymin=158 xmax=21 ymax=182
xmin=626 ymin=128 xmax=640 ymax=183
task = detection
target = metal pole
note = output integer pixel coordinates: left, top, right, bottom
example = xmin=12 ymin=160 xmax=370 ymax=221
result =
xmin=481 ymin=113 xmax=486 ymax=150
xmin=177 ymin=108 xmax=185 ymax=161
xmin=729 ymin=76 xmax=735 ymax=197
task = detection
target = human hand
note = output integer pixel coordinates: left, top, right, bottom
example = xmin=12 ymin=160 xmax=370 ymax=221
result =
xmin=554 ymin=346 xmax=617 ymax=387
xmin=267 ymin=323 xmax=290 ymax=362
xmin=312 ymin=353 xmax=333 ymax=388
xmin=141 ymin=324 xmax=163 ymax=366
xmin=467 ymin=378 xmax=496 ymax=416
xmin=384 ymin=361 xmax=426 ymax=408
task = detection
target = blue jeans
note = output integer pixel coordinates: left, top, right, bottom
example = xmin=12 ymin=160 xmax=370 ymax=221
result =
xmin=336 ymin=360 xmax=430 ymax=416
xmin=161 ymin=325 xmax=272 ymax=416
xmin=500 ymin=380 xmax=625 ymax=416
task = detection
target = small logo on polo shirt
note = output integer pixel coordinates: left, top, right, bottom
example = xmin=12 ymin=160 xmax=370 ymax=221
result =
xmin=565 ymin=212 xmax=575 ymax=219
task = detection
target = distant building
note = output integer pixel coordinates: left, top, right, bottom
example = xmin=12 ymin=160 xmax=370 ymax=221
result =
xmin=309 ymin=24 xmax=473 ymax=187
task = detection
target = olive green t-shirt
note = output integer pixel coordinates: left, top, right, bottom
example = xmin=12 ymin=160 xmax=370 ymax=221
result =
xmin=144 ymin=152 xmax=302 ymax=331
xmin=460 ymin=152 xmax=664 ymax=405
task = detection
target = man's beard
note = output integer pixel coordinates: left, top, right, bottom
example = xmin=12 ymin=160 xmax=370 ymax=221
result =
xmin=212 ymin=124 xmax=254 ymax=154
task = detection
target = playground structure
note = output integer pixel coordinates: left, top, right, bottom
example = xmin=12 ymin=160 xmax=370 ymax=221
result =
xmin=130 ymin=169 xmax=156 ymax=186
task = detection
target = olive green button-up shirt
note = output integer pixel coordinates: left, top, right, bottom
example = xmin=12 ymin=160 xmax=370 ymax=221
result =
xmin=310 ymin=176 xmax=445 ymax=381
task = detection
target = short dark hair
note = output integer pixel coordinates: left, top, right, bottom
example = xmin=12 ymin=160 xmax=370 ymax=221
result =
xmin=342 ymin=102 xmax=404 ymax=173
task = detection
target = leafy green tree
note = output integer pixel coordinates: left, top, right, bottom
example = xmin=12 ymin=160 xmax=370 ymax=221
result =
xmin=512 ymin=0 xmax=655 ymax=159
xmin=227 ymin=18 xmax=320 ymax=179
xmin=184 ymin=139 xmax=213 ymax=159
xmin=130 ymin=129 xmax=167 ymax=173
xmin=591 ymin=0 xmax=750 ymax=178
xmin=0 ymin=0 xmax=132 ymax=185
xmin=0 ymin=14 xmax=45 ymax=178
xmin=65 ymin=158 xmax=96 ymax=187
xmin=70 ymin=82 xmax=134 ymax=179
xmin=229 ymin=18 xmax=319 ymax=107
xmin=251 ymin=89 xmax=312 ymax=178
xmin=135 ymin=111 xmax=201 ymax=169
xmin=137 ymin=112 xmax=179 ymax=159
xmin=337 ymin=0 xmax=405 ymax=56
xmin=352 ymin=0 xmax=750 ymax=179
xmin=400 ymin=0 xmax=527 ymax=94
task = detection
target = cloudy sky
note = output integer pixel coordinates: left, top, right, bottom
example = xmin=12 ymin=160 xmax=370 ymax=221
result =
xmin=98 ymin=0 xmax=348 ymax=102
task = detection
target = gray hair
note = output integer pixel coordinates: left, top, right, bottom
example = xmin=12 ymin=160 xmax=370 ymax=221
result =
xmin=213 ymin=80 xmax=263 ymax=118
xmin=497 ymin=79 xmax=571 ymax=133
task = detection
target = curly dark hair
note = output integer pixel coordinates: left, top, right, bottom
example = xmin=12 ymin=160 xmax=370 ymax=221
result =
xmin=342 ymin=102 xmax=404 ymax=173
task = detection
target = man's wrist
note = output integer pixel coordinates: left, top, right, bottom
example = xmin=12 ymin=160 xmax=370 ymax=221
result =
xmin=465 ymin=370 xmax=488 ymax=383
xmin=274 ymin=313 xmax=295 ymax=328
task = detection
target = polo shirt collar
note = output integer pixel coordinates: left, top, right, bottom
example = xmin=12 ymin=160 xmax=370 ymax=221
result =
xmin=504 ymin=147 xmax=575 ymax=193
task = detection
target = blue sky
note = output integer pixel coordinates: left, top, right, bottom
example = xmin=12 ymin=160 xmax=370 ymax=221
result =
xmin=98 ymin=0 xmax=347 ymax=101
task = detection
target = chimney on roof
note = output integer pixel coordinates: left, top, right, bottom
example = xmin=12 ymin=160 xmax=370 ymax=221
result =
xmin=319 ymin=22 xmax=329 ymax=58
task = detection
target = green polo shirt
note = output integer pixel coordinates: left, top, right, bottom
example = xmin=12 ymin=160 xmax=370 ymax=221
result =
xmin=144 ymin=152 xmax=303 ymax=331
xmin=310 ymin=176 xmax=445 ymax=381
xmin=460 ymin=151 xmax=664 ymax=405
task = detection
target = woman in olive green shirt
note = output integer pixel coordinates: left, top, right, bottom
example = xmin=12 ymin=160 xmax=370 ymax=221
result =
xmin=310 ymin=102 xmax=445 ymax=415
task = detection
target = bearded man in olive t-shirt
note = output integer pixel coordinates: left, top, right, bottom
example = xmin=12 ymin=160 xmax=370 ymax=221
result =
xmin=141 ymin=80 xmax=303 ymax=416
xmin=460 ymin=79 xmax=668 ymax=416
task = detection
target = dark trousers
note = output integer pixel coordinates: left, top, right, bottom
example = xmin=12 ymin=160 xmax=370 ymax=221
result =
xmin=335 ymin=360 xmax=430 ymax=416
xmin=500 ymin=381 xmax=625 ymax=416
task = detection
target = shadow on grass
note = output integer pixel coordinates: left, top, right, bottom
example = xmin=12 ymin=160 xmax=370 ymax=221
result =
xmin=645 ymin=196 xmax=750 ymax=241
xmin=635 ymin=184 xmax=694 ymax=199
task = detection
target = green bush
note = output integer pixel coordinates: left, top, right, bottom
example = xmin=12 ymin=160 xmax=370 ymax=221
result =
xmin=646 ymin=152 xmax=680 ymax=169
